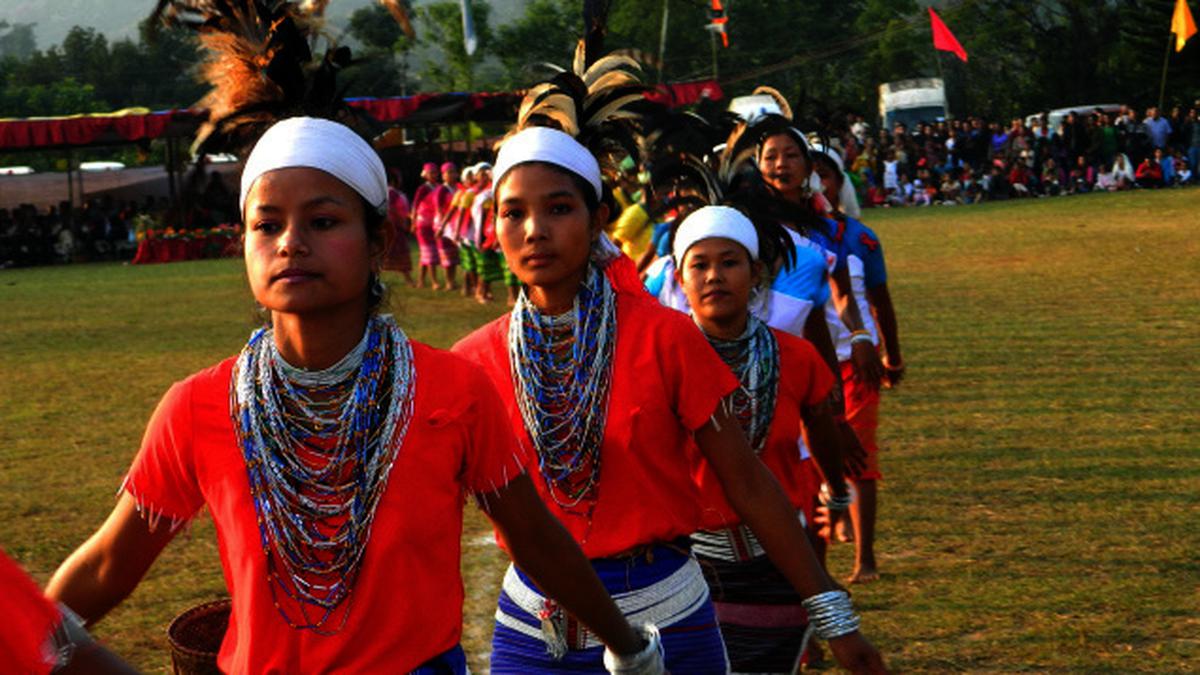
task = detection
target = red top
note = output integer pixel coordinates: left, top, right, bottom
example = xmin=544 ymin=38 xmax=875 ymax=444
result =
xmin=123 ymin=342 xmax=524 ymax=675
xmin=0 ymin=550 xmax=60 ymax=675
xmin=692 ymin=329 xmax=834 ymax=531
xmin=453 ymin=289 xmax=739 ymax=559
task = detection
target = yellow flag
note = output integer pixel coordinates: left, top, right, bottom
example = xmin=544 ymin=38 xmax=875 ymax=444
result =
xmin=1173 ymin=0 xmax=1198 ymax=51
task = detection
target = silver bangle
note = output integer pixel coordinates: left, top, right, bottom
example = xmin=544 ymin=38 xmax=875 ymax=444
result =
xmin=851 ymin=333 xmax=875 ymax=345
xmin=50 ymin=603 xmax=94 ymax=673
xmin=603 ymin=623 xmax=665 ymax=674
xmin=819 ymin=482 xmax=854 ymax=511
xmin=802 ymin=590 xmax=861 ymax=640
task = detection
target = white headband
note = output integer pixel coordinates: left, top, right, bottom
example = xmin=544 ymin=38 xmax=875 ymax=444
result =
xmin=810 ymin=143 xmax=861 ymax=219
xmin=239 ymin=117 xmax=388 ymax=215
xmin=672 ymin=206 xmax=759 ymax=265
xmin=492 ymin=127 xmax=603 ymax=200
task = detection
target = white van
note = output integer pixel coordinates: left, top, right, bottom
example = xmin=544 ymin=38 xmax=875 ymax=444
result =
xmin=1024 ymin=104 xmax=1124 ymax=133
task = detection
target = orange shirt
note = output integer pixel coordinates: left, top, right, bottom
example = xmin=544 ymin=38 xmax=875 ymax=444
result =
xmin=453 ymin=289 xmax=739 ymax=559
xmin=692 ymin=329 xmax=834 ymax=531
xmin=0 ymin=550 xmax=60 ymax=675
xmin=124 ymin=342 xmax=524 ymax=674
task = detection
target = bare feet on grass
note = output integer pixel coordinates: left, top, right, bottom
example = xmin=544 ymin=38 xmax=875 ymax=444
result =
xmin=847 ymin=563 xmax=879 ymax=585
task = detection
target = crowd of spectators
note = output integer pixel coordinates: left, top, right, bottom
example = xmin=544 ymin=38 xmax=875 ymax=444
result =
xmin=0 ymin=172 xmax=237 ymax=268
xmin=5 ymin=105 xmax=1199 ymax=267
xmin=830 ymin=103 xmax=1200 ymax=207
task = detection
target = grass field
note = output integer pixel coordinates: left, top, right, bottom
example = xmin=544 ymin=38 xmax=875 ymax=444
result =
xmin=2 ymin=188 xmax=1198 ymax=673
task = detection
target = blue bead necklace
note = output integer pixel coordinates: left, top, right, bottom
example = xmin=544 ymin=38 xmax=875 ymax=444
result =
xmin=508 ymin=265 xmax=616 ymax=516
xmin=230 ymin=314 xmax=416 ymax=634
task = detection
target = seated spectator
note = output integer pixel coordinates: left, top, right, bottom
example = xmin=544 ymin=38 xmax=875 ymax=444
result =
xmin=1176 ymin=152 xmax=1193 ymax=184
xmin=1157 ymin=148 xmax=1176 ymax=186
xmin=1095 ymin=168 xmax=1118 ymax=191
xmin=1068 ymin=156 xmax=1094 ymax=194
xmin=1112 ymin=154 xmax=1135 ymax=190
xmin=1008 ymin=161 xmax=1032 ymax=197
xmin=1040 ymin=158 xmax=1064 ymax=196
xmin=1135 ymin=156 xmax=1163 ymax=188
xmin=939 ymin=172 xmax=962 ymax=205
xmin=961 ymin=168 xmax=982 ymax=204
xmin=984 ymin=164 xmax=1010 ymax=201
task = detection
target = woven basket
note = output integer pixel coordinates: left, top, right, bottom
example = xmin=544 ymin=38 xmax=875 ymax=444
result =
xmin=167 ymin=599 xmax=231 ymax=675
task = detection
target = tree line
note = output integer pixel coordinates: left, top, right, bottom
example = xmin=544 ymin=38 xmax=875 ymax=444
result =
xmin=2 ymin=0 xmax=1197 ymax=125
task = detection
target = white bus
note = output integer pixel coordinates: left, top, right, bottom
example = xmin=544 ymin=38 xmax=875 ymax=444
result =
xmin=879 ymin=78 xmax=948 ymax=130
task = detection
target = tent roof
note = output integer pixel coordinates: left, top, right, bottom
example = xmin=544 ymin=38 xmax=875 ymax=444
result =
xmin=0 ymin=80 xmax=723 ymax=152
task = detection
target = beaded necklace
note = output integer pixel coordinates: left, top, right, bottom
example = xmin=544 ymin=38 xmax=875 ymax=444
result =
xmin=230 ymin=314 xmax=416 ymax=634
xmin=508 ymin=265 xmax=616 ymax=516
xmin=703 ymin=316 xmax=779 ymax=453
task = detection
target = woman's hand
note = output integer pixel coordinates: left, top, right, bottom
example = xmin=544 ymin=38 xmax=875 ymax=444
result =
xmin=829 ymin=631 xmax=889 ymax=674
xmin=882 ymin=356 xmax=905 ymax=388
xmin=850 ymin=340 xmax=884 ymax=390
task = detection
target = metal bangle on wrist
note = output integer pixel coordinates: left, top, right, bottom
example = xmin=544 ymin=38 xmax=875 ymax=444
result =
xmin=819 ymin=482 xmax=854 ymax=511
xmin=801 ymin=590 xmax=862 ymax=640
xmin=603 ymin=623 xmax=665 ymax=674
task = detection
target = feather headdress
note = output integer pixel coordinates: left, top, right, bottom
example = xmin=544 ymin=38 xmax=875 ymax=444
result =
xmin=151 ymin=0 xmax=413 ymax=156
xmin=505 ymin=39 xmax=650 ymax=178
xmin=639 ymin=107 xmax=798 ymax=271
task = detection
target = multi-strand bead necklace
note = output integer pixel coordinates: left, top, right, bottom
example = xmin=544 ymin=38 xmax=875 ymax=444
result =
xmin=230 ymin=314 xmax=416 ymax=633
xmin=703 ymin=316 xmax=780 ymax=454
xmin=508 ymin=265 xmax=616 ymax=516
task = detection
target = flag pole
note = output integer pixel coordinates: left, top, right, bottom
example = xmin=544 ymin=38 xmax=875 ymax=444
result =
xmin=1158 ymin=31 xmax=1173 ymax=110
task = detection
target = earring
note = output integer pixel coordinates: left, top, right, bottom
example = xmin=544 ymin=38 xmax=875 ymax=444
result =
xmin=370 ymin=272 xmax=386 ymax=299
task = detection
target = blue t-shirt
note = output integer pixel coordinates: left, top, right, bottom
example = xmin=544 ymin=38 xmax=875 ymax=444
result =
xmin=839 ymin=217 xmax=888 ymax=289
xmin=772 ymin=243 xmax=830 ymax=307
xmin=652 ymin=221 xmax=673 ymax=257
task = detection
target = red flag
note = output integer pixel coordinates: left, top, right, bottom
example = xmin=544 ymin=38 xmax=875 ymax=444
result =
xmin=929 ymin=8 xmax=967 ymax=62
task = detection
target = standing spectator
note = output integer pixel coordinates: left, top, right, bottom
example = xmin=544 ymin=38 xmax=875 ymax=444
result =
xmin=1187 ymin=106 xmax=1200 ymax=183
xmin=1098 ymin=114 xmax=1119 ymax=167
xmin=1143 ymin=107 xmax=1171 ymax=151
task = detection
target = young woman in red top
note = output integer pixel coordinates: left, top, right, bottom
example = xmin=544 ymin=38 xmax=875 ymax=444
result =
xmin=44 ymin=116 xmax=655 ymax=675
xmin=453 ymin=115 xmax=885 ymax=671
xmin=672 ymin=205 xmax=856 ymax=672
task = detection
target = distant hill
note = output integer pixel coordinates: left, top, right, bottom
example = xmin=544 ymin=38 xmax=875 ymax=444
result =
xmin=1 ymin=0 xmax=524 ymax=51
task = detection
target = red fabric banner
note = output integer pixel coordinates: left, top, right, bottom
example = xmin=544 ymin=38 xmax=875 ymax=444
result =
xmin=645 ymin=79 xmax=724 ymax=107
xmin=929 ymin=8 xmax=968 ymax=63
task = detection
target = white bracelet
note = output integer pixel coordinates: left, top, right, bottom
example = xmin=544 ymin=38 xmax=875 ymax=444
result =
xmin=603 ymin=623 xmax=665 ymax=674
xmin=850 ymin=333 xmax=874 ymax=345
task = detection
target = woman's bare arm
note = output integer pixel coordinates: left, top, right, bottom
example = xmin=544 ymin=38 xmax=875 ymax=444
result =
xmin=45 ymin=493 xmax=177 ymax=626
xmin=695 ymin=405 xmax=886 ymax=673
xmin=478 ymin=474 xmax=644 ymax=657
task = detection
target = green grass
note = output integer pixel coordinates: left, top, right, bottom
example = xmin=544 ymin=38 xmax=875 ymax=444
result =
xmin=1 ymin=188 xmax=1197 ymax=672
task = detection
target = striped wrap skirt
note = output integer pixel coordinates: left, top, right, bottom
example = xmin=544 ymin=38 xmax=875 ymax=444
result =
xmin=692 ymin=517 xmax=811 ymax=674
xmin=490 ymin=542 xmax=729 ymax=674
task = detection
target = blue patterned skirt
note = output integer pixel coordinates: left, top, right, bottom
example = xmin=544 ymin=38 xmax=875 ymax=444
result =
xmin=490 ymin=543 xmax=729 ymax=674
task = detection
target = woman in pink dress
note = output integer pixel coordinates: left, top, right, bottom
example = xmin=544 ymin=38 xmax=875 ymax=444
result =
xmin=411 ymin=162 xmax=444 ymax=289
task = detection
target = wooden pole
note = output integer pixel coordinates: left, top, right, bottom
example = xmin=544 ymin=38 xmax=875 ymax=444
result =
xmin=1158 ymin=31 xmax=1173 ymax=111
xmin=657 ymin=0 xmax=670 ymax=84
xmin=583 ymin=0 xmax=611 ymax=68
